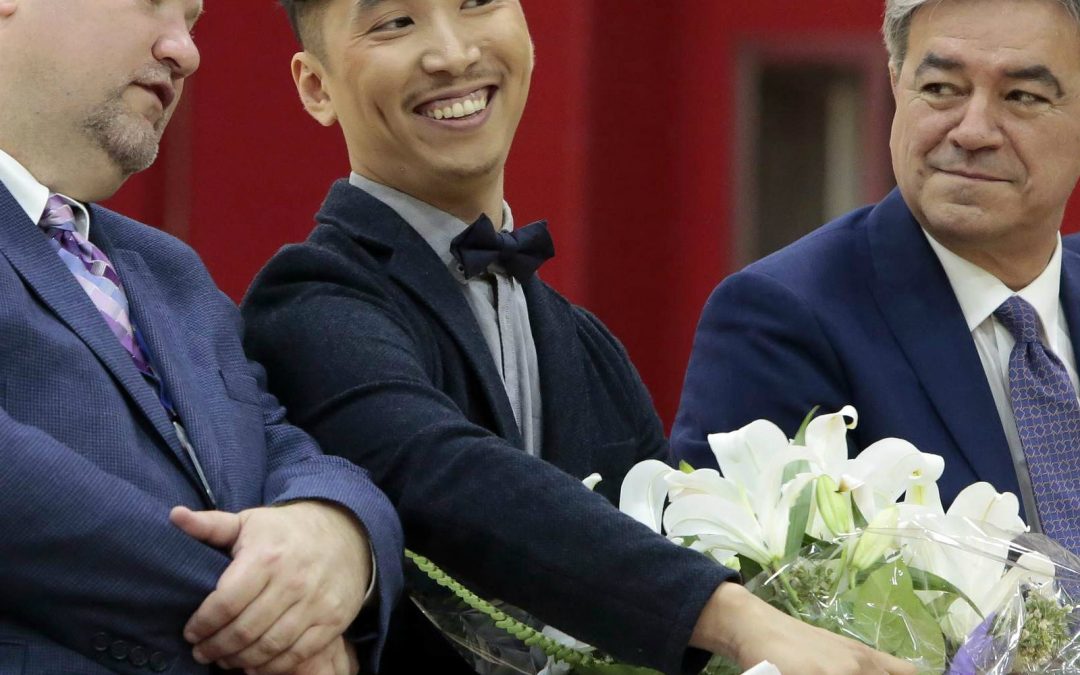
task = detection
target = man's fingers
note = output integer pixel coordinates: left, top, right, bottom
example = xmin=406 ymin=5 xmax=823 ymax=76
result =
xmin=286 ymin=639 xmax=339 ymax=675
xmin=170 ymin=506 xmax=243 ymax=549
xmin=186 ymin=556 xmax=272 ymax=646
xmin=250 ymin=624 xmax=338 ymax=675
xmin=214 ymin=597 xmax=308 ymax=669
xmin=876 ymin=650 xmax=917 ymax=675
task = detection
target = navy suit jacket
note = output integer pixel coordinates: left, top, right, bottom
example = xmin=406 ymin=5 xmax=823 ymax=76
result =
xmin=672 ymin=188 xmax=1080 ymax=510
xmin=240 ymin=181 xmax=735 ymax=675
xmin=0 ymin=186 xmax=402 ymax=674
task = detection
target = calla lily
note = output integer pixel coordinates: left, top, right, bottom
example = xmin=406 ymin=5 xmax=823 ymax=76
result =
xmin=581 ymin=473 xmax=603 ymax=491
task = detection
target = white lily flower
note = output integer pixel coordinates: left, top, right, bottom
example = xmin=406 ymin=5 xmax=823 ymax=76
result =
xmin=846 ymin=438 xmax=945 ymax=522
xmin=618 ymin=459 xmax=676 ymax=533
xmin=900 ymin=482 xmax=1036 ymax=641
xmin=581 ymin=473 xmax=603 ymax=491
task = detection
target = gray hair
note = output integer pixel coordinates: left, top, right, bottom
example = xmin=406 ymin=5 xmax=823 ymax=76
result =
xmin=883 ymin=0 xmax=1080 ymax=69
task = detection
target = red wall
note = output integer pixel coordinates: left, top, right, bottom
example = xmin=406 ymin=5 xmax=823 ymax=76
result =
xmin=106 ymin=1 xmax=1080 ymax=429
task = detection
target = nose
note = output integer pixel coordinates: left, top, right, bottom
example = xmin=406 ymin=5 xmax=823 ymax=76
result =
xmin=154 ymin=20 xmax=201 ymax=80
xmin=947 ymin=93 xmax=1004 ymax=152
xmin=420 ymin=17 xmax=481 ymax=77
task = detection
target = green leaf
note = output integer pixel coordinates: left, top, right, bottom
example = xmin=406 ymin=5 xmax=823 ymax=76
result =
xmin=851 ymin=495 xmax=869 ymax=530
xmin=782 ymin=460 xmax=813 ymax=560
xmin=841 ymin=560 xmax=947 ymax=671
xmin=739 ymin=556 xmax=764 ymax=583
xmin=907 ymin=566 xmax=983 ymax=617
xmin=792 ymin=406 xmax=822 ymax=446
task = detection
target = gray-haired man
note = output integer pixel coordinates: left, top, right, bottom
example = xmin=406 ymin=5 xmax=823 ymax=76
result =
xmin=675 ymin=0 xmax=1080 ymax=551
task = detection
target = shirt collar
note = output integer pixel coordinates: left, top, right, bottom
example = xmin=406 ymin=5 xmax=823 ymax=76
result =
xmin=924 ymin=228 xmax=1063 ymax=340
xmin=0 ymin=148 xmax=91 ymax=238
xmin=349 ymin=172 xmax=513 ymax=279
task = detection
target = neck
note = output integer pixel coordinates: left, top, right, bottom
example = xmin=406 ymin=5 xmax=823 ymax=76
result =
xmin=355 ymin=167 xmax=506 ymax=229
xmin=0 ymin=136 xmax=124 ymax=203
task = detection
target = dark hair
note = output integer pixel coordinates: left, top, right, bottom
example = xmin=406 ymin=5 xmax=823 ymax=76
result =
xmin=278 ymin=0 xmax=329 ymax=56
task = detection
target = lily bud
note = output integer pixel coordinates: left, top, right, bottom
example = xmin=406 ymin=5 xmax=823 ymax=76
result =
xmin=815 ymin=474 xmax=854 ymax=538
xmin=850 ymin=506 xmax=899 ymax=570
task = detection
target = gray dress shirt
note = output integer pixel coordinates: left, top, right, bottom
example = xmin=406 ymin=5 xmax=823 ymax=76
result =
xmin=349 ymin=173 xmax=544 ymax=457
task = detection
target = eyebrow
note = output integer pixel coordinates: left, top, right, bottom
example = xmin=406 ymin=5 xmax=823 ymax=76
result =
xmin=914 ymin=51 xmax=1066 ymax=98
xmin=1005 ymin=65 xmax=1065 ymax=98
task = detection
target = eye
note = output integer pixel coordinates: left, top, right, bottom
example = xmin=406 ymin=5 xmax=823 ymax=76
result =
xmin=463 ymin=0 xmax=497 ymax=8
xmin=1006 ymin=90 xmax=1050 ymax=106
xmin=370 ymin=15 xmax=414 ymax=33
xmin=921 ymin=82 xmax=961 ymax=98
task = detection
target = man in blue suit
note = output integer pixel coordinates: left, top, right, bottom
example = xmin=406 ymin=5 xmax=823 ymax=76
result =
xmin=674 ymin=0 xmax=1080 ymax=541
xmin=0 ymin=1 xmax=402 ymax=673
xmin=241 ymin=1 xmax=914 ymax=674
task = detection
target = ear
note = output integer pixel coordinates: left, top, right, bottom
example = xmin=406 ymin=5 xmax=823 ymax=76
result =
xmin=292 ymin=51 xmax=338 ymax=127
xmin=0 ymin=1 xmax=18 ymax=18
xmin=888 ymin=62 xmax=900 ymax=96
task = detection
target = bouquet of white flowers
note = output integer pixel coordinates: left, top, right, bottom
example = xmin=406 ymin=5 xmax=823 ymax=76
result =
xmin=407 ymin=407 xmax=1080 ymax=674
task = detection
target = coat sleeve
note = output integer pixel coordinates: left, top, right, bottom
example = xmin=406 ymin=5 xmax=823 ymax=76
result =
xmin=241 ymin=244 xmax=736 ymax=675
xmin=671 ymin=269 xmax=853 ymax=469
xmin=242 ymin=348 xmax=405 ymax=672
xmin=0 ymin=405 xmax=230 ymax=674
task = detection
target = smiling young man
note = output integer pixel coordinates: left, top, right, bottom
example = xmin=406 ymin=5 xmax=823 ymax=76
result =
xmin=240 ymin=1 xmax=914 ymax=673
xmin=0 ymin=1 xmax=404 ymax=673
xmin=674 ymin=0 xmax=1080 ymax=551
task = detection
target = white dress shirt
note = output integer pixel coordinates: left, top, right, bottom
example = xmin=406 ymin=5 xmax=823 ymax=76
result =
xmin=0 ymin=148 xmax=90 ymax=234
xmin=924 ymin=230 xmax=1078 ymax=531
xmin=349 ymin=173 xmax=544 ymax=457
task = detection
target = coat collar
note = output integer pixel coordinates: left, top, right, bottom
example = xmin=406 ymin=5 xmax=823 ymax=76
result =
xmin=866 ymin=188 xmax=1020 ymax=496
xmin=0 ymin=186 xmax=217 ymax=504
xmin=320 ymin=180 xmax=524 ymax=446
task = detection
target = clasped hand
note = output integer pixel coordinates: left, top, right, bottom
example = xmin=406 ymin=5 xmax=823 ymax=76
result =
xmin=170 ymin=501 xmax=372 ymax=674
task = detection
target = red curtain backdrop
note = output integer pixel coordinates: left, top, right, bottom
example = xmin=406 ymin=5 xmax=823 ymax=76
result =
xmin=105 ymin=1 xmax=1080 ymax=429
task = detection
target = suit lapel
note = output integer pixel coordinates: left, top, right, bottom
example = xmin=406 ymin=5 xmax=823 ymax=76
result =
xmin=323 ymin=182 xmax=522 ymax=445
xmin=867 ymin=190 xmax=1019 ymax=495
xmin=0 ymin=191 xmax=179 ymax=449
xmin=107 ymin=243 xmax=225 ymax=501
xmin=1060 ymin=246 xmax=1080 ymax=366
xmin=522 ymin=277 xmax=595 ymax=477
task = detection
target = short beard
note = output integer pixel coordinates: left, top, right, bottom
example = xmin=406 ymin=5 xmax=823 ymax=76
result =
xmin=82 ymin=72 xmax=172 ymax=176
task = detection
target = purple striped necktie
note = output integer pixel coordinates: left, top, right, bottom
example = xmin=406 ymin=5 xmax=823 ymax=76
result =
xmin=38 ymin=194 xmax=153 ymax=375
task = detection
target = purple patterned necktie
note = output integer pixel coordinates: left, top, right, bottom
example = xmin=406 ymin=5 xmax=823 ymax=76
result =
xmin=995 ymin=295 xmax=1080 ymax=551
xmin=38 ymin=194 xmax=152 ymax=375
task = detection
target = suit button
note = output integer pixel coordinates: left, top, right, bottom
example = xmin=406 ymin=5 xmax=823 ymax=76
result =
xmin=129 ymin=646 xmax=149 ymax=667
xmin=149 ymin=651 xmax=169 ymax=672
xmin=109 ymin=640 xmax=130 ymax=660
xmin=91 ymin=632 xmax=110 ymax=652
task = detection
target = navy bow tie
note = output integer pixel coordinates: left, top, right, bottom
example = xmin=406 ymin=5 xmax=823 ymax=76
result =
xmin=450 ymin=214 xmax=555 ymax=282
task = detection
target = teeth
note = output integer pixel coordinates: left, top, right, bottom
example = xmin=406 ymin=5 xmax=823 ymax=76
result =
xmin=423 ymin=90 xmax=490 ymax=120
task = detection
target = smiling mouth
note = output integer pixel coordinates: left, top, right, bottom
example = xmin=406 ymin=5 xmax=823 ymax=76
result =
xmin=414 ymin=87 xmax=495 ymax=121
